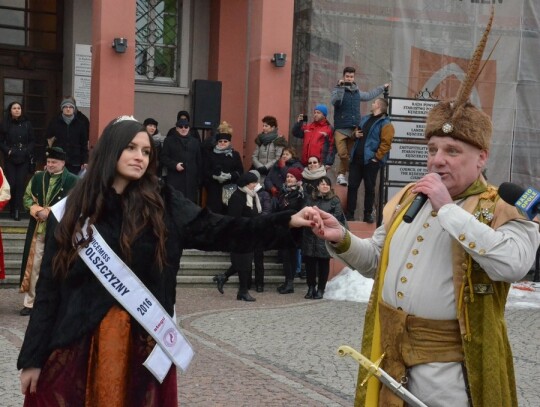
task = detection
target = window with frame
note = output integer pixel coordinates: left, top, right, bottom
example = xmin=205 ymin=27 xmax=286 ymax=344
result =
xmin=136 ymin=0 xmax=180 ymax=85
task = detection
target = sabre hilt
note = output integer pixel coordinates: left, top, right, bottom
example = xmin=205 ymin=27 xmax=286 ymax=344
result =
xmin=337 ymin=345 xmax=385 ymax=386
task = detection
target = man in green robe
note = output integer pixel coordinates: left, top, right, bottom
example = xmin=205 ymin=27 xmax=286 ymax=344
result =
xmin=19 ymin=147 xmax=78 ymax=316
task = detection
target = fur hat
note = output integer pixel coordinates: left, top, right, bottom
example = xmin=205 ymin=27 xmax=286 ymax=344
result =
xmin=287 ymin=167 xmax=303 ymax=182
xmin=425 ymin=7 xmax=494 ymax=151
xmin=215 ymin=133 xmax=232 ymax=142
xmin=46 ymin=147 xmax=66 ymax=161
xmin=425 ymin=102 xmax=492 ymax=151
xmin=237 ymin=171 xmax=258 ymax=187
xmin=314 ymin=104 xmax=328 ymax=117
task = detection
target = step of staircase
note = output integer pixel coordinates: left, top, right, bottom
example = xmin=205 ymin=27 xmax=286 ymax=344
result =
xmin=0 ymin=214 xmax=294 ymax=287
xmin=0 ymin=214 xmax=378 ymax=287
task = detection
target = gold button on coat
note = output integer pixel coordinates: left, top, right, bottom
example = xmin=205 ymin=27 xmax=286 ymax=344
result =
xmin=417 ymin=236 xmax=424 ymax=242
xmin=412 ymin=249 xmax=419 ymax=255
xmin=400 ymin=277 xmax=408 ymax=283
xmin=459 ymin=234 xmax=466 ymax=241
xmin=469 ymin=242 xmax=476 ymax=249
xmin=406 ymin=263 xmax=413 ymax=269
xmin=397 ymin=291 xmax=404 ymax=299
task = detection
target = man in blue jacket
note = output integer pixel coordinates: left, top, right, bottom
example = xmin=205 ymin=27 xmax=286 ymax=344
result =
xmin=331 ymin=66 xmax=388 ymax=187
xmin=346 ymin=98 xmax=394 ymax=223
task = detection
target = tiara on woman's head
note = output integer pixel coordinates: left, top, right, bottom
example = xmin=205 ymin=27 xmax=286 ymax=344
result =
xmin=113 ymin=115 xmax=138 ymax=125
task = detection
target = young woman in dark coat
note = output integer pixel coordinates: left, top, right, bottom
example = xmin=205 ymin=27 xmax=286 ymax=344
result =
xmin=203 ymin=132 xmax=243 ymax=214
xmin=0 ymin=101 xmax=35 ymax=220
xmin=17 ymin=117 xmax=316 ymax=405
xmin=253 ymin=171 xmax=273 ymax=292
xmin=275 ymin=166 xmax=305 ymax=294
xmin=213 ymin=171 xmax=261 ymax=301
xmin=302 ymin=176 xmax=346 ymax=299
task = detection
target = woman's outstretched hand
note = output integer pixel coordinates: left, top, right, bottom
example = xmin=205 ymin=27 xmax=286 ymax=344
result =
xmin=289 ymin=206 xmax=344 ymax=243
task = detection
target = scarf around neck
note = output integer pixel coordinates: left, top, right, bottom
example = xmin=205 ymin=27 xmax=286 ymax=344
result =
xmin=302 ymin=165 xmax=326 ymax=181
xmin=213 ymin=145 xmax=233 ymax=157
xmin=258 ymin=130 xmax=278 ymax=146
xmin=238 ymin=185 xmax=262 ymax=213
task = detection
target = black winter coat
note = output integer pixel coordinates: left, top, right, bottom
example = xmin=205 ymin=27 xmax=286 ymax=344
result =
xmin=160 ymin=133 xmax=202 ymax=203
xmin=302 ymin=193 xmax=345 ymax=258
xmin=203 ymin=149 xmax=244 ymax=214
xmin=17 ymin=186 xmax=299 ymax=370
xmin=227 ymin=188 xmax=260 ymax=271
xmin=0 ymin=116 xmax=35 ymax=165
xmin=46 ymin=114 xmax=89 ymax=166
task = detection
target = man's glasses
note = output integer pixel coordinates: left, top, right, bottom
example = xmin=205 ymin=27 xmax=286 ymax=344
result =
xmin=177 ymin=125 xmax=189 ymax=129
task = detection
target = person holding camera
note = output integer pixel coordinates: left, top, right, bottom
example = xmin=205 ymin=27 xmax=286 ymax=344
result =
xmin=331 ymin=66 xmax=389 ymax=187
xmin=291 ymin=104 xmax=334 ymax=168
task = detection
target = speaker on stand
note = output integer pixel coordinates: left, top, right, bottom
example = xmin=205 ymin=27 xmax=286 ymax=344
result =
xmin=191 ymin=79 xmax=222 ymax=130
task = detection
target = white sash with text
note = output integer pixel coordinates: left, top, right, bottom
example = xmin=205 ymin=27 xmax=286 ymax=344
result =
xmin=51 ymin=199 xmax=194 ymax=383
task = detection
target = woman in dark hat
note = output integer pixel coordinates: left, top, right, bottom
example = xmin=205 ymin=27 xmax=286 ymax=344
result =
xmin=203 ymin=129 xmax=244 ymax=214
xmin=144 ymin=118 xmax=166 ymax=182
xmin=213 ymin=171 xmax=261 ymax=300
xmin=0 ymin=101 xmax=35 ymax=220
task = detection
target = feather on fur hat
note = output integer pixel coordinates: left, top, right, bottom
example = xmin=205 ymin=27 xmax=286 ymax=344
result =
xmin=425 ymin=7 xmax=494 ymax=151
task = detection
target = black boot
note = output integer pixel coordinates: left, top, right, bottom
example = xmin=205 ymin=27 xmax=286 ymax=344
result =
xmin=313 ymin=289 xmax=324 ymax=300
xmin=14 ymin=209 xmax=20 ymax=221
xmin=278 ymin=279 xmax=294 ymax=294
xmin=304 ymin=285 xmax=315 ymax=299
xmin=276 ymin=280 xmax=287 ymax=292
xmin=237 ymin=290 xmax=256 ymax=301
xmin=256 ymin=284 xmax=264 ymax=293
xmin=213 ymin=273 xmax=228 ymax=294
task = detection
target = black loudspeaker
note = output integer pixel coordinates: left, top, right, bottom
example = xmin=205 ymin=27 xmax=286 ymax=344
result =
xmin=191 ymin=80 xmax=222 ymax=129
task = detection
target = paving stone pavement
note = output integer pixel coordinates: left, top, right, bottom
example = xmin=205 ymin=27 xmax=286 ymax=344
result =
xmin=1 ymin=287 xmax=539 ymax=406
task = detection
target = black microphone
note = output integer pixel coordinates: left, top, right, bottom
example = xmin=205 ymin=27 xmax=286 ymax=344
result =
xmin=499 ymin=182 xmax=540 ymax=220
xmin=403 ymin=193 xmax=428 ymax=223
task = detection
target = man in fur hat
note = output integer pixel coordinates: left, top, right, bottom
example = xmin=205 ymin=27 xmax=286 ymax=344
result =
xmin=312 ymin=98 xmax=539 ymax=407
xmin=19 ymin=147 xmax=78 ymax=316
xmin=307 ymin=11 xmax=539 ymax=405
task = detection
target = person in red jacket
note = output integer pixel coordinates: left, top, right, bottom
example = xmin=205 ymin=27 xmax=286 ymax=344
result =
xmin=291 ymin=104 xmax=334 ymax=169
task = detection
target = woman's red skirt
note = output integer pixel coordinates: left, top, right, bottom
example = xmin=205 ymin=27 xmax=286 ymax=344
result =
xmin=23 ymin=306 xmax=178 ymax=407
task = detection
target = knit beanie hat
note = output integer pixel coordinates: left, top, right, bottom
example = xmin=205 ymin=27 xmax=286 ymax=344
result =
xmin=237 ymin=171 xmax=259 ymax=187
xmin=60 ymin=97 xmax=76 ymax=111
xmin=314 ymin=104 xmax=328 ymax=117
xmin=287 ymin=167 xmax=303 ymax=182
xmin=249 ymin=169 xmax=261 ymax=180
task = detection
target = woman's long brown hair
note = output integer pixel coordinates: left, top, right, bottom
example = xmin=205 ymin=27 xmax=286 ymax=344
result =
xmin=52 ymin=117 xmax=168 ymax=279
